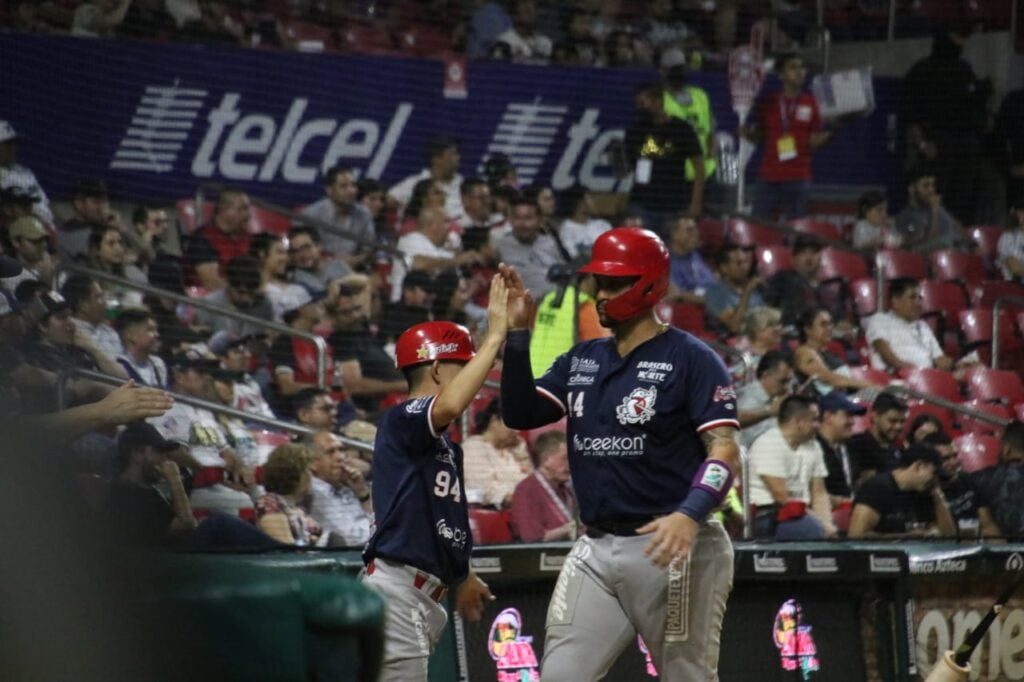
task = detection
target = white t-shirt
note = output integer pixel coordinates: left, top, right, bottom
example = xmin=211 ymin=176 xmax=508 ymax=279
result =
xmin=150 ymin=403 xmax=230 ymax=467
xmin=997 ymin=229 xmax=1024 ymax=280
xmin=390 ymin=231 xmax=454 ymax=302
xmin=559 ymin=218 xmax=611 ymax=259
xmin=748 ymin=427 xmax=828 ymax=506
xmin=388 ymin=169 xmax=465 ymax=222
xmin=865 ymin=311 xmax=944 ymax=370
xmin=265 ymin=281 xmax=311 ymax=321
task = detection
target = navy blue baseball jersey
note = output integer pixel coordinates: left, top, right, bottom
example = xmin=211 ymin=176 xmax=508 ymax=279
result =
xmin=535 ymin=327 xmax=738 ymax=525
xmin=364 ymin=396 xmax=472 ymax=585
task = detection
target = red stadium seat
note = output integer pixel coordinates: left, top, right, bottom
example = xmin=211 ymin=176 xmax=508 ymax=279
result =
xmin=919 ymin=280 xmax=969 ymax=324
xmin=176 ymin=198 xmax=214 ymax=233
xmin=970 ymin=281 xmax=1024 ymax=309
xmin=697 ymin=217 xmax=725 ymax=254
xmin=669 ymin=302 xmax=711 ymax=338
xmin=848 ymin=365 xmax=891 ymax=387
xmin=282 ymin=21 xmax=337 ymax=51
xmin=968 ymin=368 xmax=1024 ymax=404
xmin=396 ymin=25 xmax=453 ymax=56
xmin=755 ymin=245 xmax=793 ymax=277
xmin=250 ymin=206 xmax=292 ymax=235
xmin=818 ymin=247 xmax=870 ymax=282
xmin=877 ymin=249 xmax=928 ymax=280
xmin=469 ymin=508 xmax=513 ymax=545
xmin=900 ymin=367 xmax=962 ymax=403
xmin=789 ymin=218 xmax=841 ymax=242
xmin=851 ymin=278 xmax=880 ymax=318
xmin=930 ymin=250 xmax=987 ymax=285
xmin=338 ymin=22 xmax=397 ymax=55
xmin=903 ymin=401 xmax=957 ymax=440
xmin=959 ymin=400 xmax=1012 ymax=435
xmin=725 ymin=217 xmax=784 ymax=247
xmin=832 ymin=504 xmax=853 ymax=534
xmin=954 ymin=433 xmax=1001 ymax=473
xmin=968 ymin=225 xmax=1004 ymax=259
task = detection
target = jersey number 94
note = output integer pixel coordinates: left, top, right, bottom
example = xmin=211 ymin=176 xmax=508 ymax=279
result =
xmin=434 ymin=470 xmax=462 ymax=502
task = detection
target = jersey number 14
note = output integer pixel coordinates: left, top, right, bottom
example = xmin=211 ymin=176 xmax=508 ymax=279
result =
xmin=567 ymin=391 xmax=585 ymax=418
xmin=434 ymin=470 xmax=462 ymax=502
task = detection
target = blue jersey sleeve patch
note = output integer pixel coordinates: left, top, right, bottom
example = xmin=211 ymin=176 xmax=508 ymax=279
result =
xmin=684 ymin=340 xmax=739 ymax=433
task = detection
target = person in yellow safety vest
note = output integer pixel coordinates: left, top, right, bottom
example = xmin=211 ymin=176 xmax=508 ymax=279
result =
xmin=529 ymin=274 xmax=610 ymax=377
xmin=660 ymin=48 xmax=717 ymax=187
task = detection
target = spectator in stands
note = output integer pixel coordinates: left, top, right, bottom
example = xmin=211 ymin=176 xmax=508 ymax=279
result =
xmin=846 ymin=392 xmax=908 ymax=486
xmin=463 ymin=398 xmax=532 ymax=509
xmin=357 ymin=178 xmax=389 ymax=240
xmin=115 ymin=308 xmax=167 ymax=388
xmin=255 ymin=444 xmax=325 ymax=546
xmin=666 ymin=215 xmax=714 ymax=305
xmin=379 ymin=270 xmax=434 ymax=345
xmin=794 ymin=307 xmax=875 ymax=395
xmin=642 ymin=0 xmax=691 ymax=51
xmin=996 ymin=88 xmax=1024 ymax=207
xmin=184 ymin=188 xmax=252 ymax=290
xmin=930 ymin=431 xmax=998 ymax=538
xmin=528 ymin=267 xmax=608 ymax=377
xmin=906 ymin=413 xmax=943 ymax=446
xmin=624 ymin=81 xmax=704 ymax=236
xmin=151 ymin=355 xmax=256 ymax=514
xmin=484 ymin=152 xmax=519 ymax=192
xmin=900 ymin=30 xmax=987 ymax=224
xmin=327 ymin=283 xmax=406 ymax=414
xmin=72 ymin=0 xmax=133 ymax=37
xmin=746 ymin=53 xmax=834 ymax=221
xmin=300 ymin=165 xmax=375 ymax=266
xmin=7 ymin=215 xmax=55 ymax=287
xmin=399 ymin=179 xmax=454 ymax=240
xmin=492 ymin=0 xmax=553 ymax=62
xmin=509 ymin=430 xmax=576 ymax=542
xmin=851 ymin=190 xmax=895 ymax=251
xmin=762 ymin=235 xmax=830 ymax=326
xmin=390 ymin=206 xmax=482 ymax=303
xmin=459 ymin=177 xmax=501 ymax=252
xmin=119 ymin=0 xmax=177 ymax=40
xmin=128 ymin=204 xmax=171 ymax=266
xmin=84 ymin=225 xmax=148 ymax=306
xmin=0 ymin=184 xmax=39 ymax=234
xmin=208 ymin=369 xmax=262 ymax=470
xmin=194 ymin=255 xmax=274 ymax=337
xmin=558 ymin=185 xmax=611 ymax=259
xmin=524 ymin=184 xmax=559 ymax=240
xmin=494 ymin=196 xmax=563 ymax=300
xmin=108 ymin=421 xmax=197 ymax=546
xmin=268 ymin=292 xmax=349 ymax=416
xmin=749 ymin=395 xmax=837 ymax=540
xmin=22 ymin=288 xmax=128 ymax=383
xmin=738 ymin=351 xmax=793 ymax=449
xmin=554 ymin=7 xmax=600 ymax=66
xmin=705 ymin=243 xmax=764 ymax=335
xmin=208 ymin=331 xmax=274 ymax=418
xmin=466 ymin=0 xmax=513 ymax=59
xmin=817 ymin=391 xmax=866 ymax=507
xmin=307 ymin=430 xmax=372 ymax=547
xmin=736 ymin=306 xmax=783 ymax=371
xmin=388 ymin=135 xmax=464 ymax=221
xmin=287 ymin=225 xmax=352 ymax=294
xmin=58 ymin=179 xmax=120 ymax=257
xmin=61 ymin=273 xmax=124 ymax=361
xmin=847 ymin=444 xmax=956 ymax=538
xmin=249 ymin=232 xmax=309 ymax=321
xmin=0 ymin=121 xmax=53 ymax=226
xmin=892 ymin=167 xmax=962 ymax=251
xmin=971 ymin=421 xmax=1024 ymax=539
xmin=866 ymin=277 xmax=954 ymax=372
xmin=604 ymin=29 xmax=643 ymax=68
xmin=997 ymin=196 xmax=1024 ymax=281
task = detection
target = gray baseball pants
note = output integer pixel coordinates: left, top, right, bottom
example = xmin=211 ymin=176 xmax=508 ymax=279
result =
xmin=540 ymin=520 xmax=734 ymax=681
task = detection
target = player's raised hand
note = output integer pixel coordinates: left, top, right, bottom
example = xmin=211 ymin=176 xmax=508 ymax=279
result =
xmin=637 ymin=512 xmax=700 ymax=569
xmin=498 ymin=263 xmax=533 ymax=330
xmin=455 ymin=571 xmax=495 ymax=622
xmin=486 ymin=273 xmax=509 ymax=338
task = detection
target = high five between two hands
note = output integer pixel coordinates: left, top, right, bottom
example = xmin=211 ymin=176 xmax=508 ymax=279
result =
xmin=489 ymin=263 xmax=533 ymax=332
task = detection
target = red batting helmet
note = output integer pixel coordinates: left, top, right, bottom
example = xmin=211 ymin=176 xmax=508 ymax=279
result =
xmin=578 ymin=227 xmax=670 ymax=321
xmin=395 ymin=321 xmax=476 ymax=370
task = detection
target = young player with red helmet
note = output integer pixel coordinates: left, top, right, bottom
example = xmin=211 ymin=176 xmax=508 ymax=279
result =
xmin=499 ymin=227 xmax=741 ymax=680
xmin=362 ymin=275 xmax=509 ymax=681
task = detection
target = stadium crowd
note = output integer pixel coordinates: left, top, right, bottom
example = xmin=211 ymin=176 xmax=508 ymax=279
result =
xmin=2 ymin=6 xmax=1024 ymax=551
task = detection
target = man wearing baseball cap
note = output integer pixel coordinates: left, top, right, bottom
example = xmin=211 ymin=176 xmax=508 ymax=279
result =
xmin=7 ymin=215 xmax=55 ymax=288
xmin=208 ymin=331 xmax=275 ymax=419
xmin=0 ymin=120 xmax=53 ymax=226
xmin=816 ymin=391 xmax=866 ymax=508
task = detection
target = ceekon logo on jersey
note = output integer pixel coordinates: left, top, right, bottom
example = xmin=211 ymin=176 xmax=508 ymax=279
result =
xmin=110 ymin=82 xmax=412 ymax=184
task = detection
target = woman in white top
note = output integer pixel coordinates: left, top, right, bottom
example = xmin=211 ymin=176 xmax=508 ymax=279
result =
xmin=461 ymin=398 xmax=532 ymax=509
xmin=250 ymin=232 xmax=310 ymax=321
xmin=997 ymin=197 xmax=1024 ymax=280
xmin=851 ymin=190 xmax=898 ymax=251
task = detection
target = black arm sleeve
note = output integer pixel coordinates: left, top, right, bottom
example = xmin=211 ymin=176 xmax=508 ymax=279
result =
xmin=500 ymin=331 xmax=565 ymax=429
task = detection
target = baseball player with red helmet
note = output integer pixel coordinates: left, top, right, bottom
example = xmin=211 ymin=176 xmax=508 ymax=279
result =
xmin=499 ymin=227 xmax=740 ymax=680
xmin=362 ymin=275 xmax=509 ymax=681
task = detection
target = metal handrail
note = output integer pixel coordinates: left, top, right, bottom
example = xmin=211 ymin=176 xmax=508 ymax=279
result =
xmin=57 ymin=367 xmax=374 ymax=453
xmin=887 ymin=384 xmax=1008 ymax=427
xmin=991 ymin=295 xmax=1024 ymax=370
xmin=58 ymin=261 xmax=330 ymax=388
